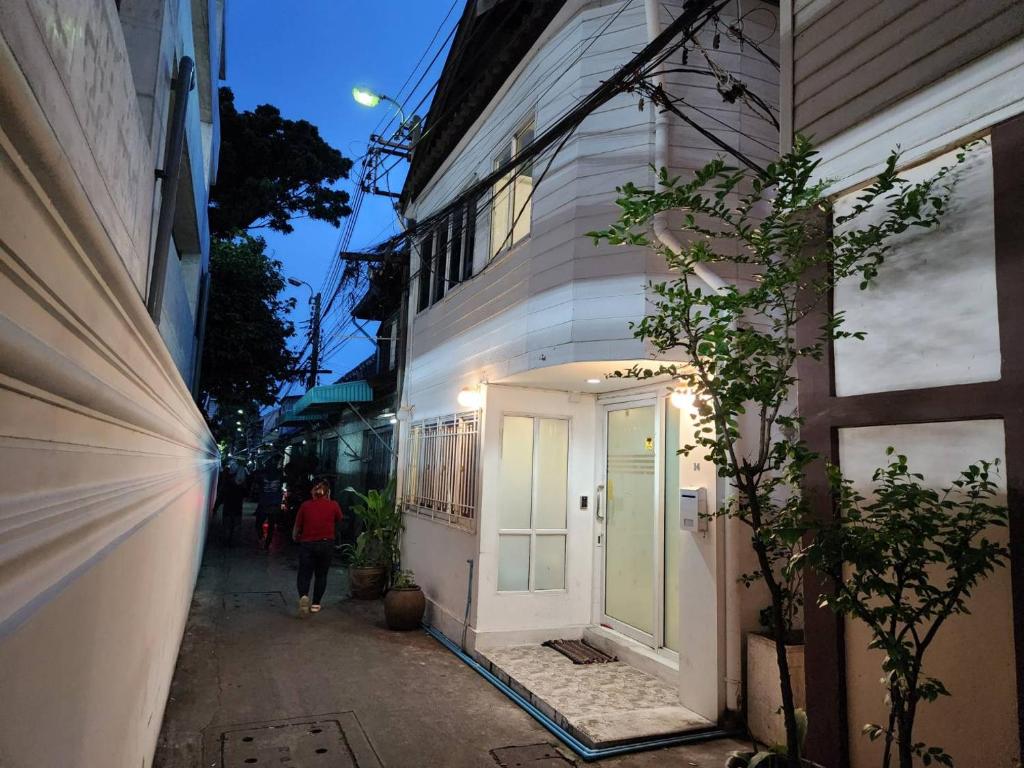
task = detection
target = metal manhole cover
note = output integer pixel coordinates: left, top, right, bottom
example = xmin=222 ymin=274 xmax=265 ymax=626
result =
xmin=205 ymin=712 xmax=382 ymax=768
xmin=223 ymin=591 xmax=286 ymax=611
xmin=491 ymin=744 xmax=575 ymax=767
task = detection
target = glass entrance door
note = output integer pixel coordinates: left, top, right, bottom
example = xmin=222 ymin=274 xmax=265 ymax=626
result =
xmin=603 ymin=405 xmax=658 ymax=643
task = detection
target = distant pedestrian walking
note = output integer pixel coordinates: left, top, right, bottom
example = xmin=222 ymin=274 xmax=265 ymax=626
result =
xmin=254 ymin=461 xmax=285 ymax=550
xmin=213 ymin=461 xmax=248 ymax=545
xmin=293 ymin=480 xmax=343 ymax=616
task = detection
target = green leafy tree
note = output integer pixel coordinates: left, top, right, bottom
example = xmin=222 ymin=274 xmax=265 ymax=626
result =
xmin=588 ymin=137 xmax=970 ymax=767
xmin=801 ymin=452 xmax=1009 ymax=768
xmin=210 ymin=87 xmax=354 ymax=237
xmin=200 ymin=235 xmax=297 ymax=431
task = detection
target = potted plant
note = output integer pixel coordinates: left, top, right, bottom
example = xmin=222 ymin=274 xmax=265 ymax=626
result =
xmin=344 ymin=482 xmax=399 ymax=600
xmin=384 ymin=569 xmax=426 ymax=630
xmin=343 ymin=535 xmax=387 ymax=599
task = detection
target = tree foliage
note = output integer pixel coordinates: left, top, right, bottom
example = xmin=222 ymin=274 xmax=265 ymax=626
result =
xmin=210 ymin=87 xmax=353 ymax=237
xmin=802 ymin=453 xmax=1009 ymax=768
xmin=588 ymin=136 xmax=972 ymax=767
xmin=200 ymin=235 xmax=297 ymax=428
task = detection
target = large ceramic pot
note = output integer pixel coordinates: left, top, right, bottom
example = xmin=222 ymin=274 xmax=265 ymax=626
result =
xmin=746 ymin=632 xmax=806 ymax=747
xmin=384 ymin=586 xmax=426 ymax=630
xmin=349 ymin=565 xmax=387 ymax=600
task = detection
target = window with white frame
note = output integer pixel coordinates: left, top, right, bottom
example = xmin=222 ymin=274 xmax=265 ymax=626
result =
xmin=490 ymin=118 xmax=535 ymax=259
xmin=404 ymin=411 xmax=480 ymax=531
xmin=497 ymin=415 xmax=569 ymax=591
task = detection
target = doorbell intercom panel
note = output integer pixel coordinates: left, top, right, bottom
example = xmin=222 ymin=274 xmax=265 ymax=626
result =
xmin=679 ymin=487 xmax=708 ymax=533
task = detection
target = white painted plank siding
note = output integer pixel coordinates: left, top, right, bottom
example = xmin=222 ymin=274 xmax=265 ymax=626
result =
xmin=405 ymin=0 xmax=780 ymax=404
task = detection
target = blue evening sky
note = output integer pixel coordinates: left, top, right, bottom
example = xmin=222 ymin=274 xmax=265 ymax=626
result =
xmin=224 ymin=1 xmax=457 ymax=396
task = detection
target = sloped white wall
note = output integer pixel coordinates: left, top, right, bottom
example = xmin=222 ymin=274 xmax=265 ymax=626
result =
xmin=0 ymin=3 xmax=218 ymax=765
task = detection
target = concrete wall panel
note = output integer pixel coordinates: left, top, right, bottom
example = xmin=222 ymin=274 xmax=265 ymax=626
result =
xmin=833 ymin=144 xmax=1001 ymax=396
xmin=838 ymin=420 xmax=1018 ymax=768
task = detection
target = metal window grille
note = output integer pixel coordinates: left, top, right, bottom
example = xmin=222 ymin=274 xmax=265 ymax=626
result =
xmin=404 ymin=411 xmax=480 ymax=532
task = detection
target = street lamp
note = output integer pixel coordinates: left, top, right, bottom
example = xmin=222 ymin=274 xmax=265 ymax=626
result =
xmin=352 ymin=86 xmax=406 ymax=126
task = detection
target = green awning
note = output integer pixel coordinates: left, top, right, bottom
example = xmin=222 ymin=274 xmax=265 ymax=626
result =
xmin=278 ymin=401 xmax=320 ymax=426
xmin=292 ymin=380 xmax=373 ymax=417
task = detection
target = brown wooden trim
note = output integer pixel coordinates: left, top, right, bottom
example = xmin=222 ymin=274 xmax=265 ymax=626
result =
xmin=796 ymin=256 xmax=849 ymax=768
xmin=798 ymin=111 xmax=1024 ymax=766
xmin=805 ymin=381 xmax=1009 ymax=431
xmin=992 ymin=112 xmax=1024 ymax=761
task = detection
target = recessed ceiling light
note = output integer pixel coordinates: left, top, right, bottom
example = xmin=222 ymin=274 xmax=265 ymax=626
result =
xmin=586 ymin=378 xmax=601 ymax=384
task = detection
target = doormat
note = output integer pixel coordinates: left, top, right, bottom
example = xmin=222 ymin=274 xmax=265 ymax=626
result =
xmin=542 ymin=639 xmax=617 ymax=665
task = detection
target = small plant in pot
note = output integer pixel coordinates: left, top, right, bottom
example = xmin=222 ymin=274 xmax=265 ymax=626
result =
xmin=726 ymin=709 xmax=823 ymax=768
xmin=384 ymin=569 xmax=426 ymax=631
xmin=343 ymin=482 xmax=399 ymax=600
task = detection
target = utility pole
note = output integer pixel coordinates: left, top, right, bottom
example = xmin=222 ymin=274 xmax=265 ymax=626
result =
xmin=308 ymin=291 xmax=322 ymax=389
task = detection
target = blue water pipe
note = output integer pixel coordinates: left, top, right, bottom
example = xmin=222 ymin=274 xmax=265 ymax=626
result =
xmin=423 ymin=623 xmax=740 ymax=761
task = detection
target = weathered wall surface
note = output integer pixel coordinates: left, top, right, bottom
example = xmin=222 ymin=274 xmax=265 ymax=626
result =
xmin=818 ymin=143 xmax=1020 ymax=766
xmin=838 ymin=421 xmax=1016 ymax=768
xmin=0 ymin=2 xmax=218 ymax=765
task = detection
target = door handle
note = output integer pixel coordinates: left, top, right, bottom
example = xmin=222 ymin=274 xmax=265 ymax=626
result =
xmin=596 ymin=484 xmax=605 ymax=521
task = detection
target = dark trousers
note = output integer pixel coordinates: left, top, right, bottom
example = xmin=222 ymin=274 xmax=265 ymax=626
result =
xmin=297 ymin=541 xmax=334 ymax=604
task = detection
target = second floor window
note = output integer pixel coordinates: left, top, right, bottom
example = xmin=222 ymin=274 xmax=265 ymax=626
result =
xmin=490 ymin=118 xmax=535 ymax=259
xmin=416 ymin=198 xmax=478 ymax=313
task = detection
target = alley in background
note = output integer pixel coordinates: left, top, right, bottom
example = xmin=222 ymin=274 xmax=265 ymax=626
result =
xmin=154 ymin=510 xmax=747 ymax=768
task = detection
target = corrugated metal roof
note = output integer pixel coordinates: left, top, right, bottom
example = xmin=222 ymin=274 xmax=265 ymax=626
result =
xmin=292 ymin=380 xmax=373 ymax=417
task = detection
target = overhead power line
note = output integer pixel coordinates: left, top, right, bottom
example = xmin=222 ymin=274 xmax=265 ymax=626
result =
xmin=375 ymin=0 xmax=730 ymax=253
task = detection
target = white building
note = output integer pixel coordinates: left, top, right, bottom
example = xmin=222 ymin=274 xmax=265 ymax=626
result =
xmin=0 ymin=0 xmax=223 ymax=764
xmin=396 ymin=0 xmax=779 ymax=727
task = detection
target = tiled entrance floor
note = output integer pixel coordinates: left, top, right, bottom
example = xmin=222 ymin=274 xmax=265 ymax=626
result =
xmin=476 ymin=645 xmax=714 ymax=748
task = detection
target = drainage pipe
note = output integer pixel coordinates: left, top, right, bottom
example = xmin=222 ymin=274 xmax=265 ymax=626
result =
xmin=147 ymin=56 xmax=195 ymax=325
xmin=461 ymin=558 xmax=474 ymax=651
xmin=644 ymin=0 xmax=742 ymax=713
xmin=644 ymin=1 xmax=727 ymax=295
xmin=424 ymin=624 xmax=739 ymax=762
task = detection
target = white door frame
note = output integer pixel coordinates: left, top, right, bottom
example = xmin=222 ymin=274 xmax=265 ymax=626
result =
xmin=598 ymin=392 xmax=670 ymax=651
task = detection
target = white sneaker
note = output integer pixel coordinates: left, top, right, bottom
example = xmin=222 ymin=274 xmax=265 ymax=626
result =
xmin=298 ymin=595 xmax=310 ymax=617
xmin=310 ymin=604 xmax=322 ymax=613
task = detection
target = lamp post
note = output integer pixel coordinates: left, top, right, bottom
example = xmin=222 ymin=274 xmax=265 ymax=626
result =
xmin=288 ymin=277 xmax=322 ymax=389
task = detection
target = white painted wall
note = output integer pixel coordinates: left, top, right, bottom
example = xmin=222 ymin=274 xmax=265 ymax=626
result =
xmin=0 ymin=1 xmax=220 ymax=765
xmin=833 ymin=144 xmax=1001 ymax=396
xmin=838 ymin=420 xmax=1018 ymax=768
xmin=673 ymin=402 xmax=727 ymax=720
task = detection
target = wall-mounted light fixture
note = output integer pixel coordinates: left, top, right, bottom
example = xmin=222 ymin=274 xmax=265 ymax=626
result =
xmin=670 ymin=387 xmax=696 ymax=411
xmin=457 ymin=386 xmax=483 ymax=410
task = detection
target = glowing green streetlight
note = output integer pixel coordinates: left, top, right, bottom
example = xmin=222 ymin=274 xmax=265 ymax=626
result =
xmin=352 ymin=86 xmax=409 ymax=129
xmin=352 ymin=86 xmax=382 ymax=108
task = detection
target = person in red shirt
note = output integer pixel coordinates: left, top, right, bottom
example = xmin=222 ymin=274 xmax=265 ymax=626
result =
xmin=292 ymin=480 xmax=343 ymax=616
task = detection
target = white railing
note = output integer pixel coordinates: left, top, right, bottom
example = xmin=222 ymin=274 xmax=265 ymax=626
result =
xmin=404 ymin=411 xmax=480 ymax=532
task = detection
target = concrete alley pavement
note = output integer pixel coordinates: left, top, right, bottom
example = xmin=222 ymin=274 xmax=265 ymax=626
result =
xmin=154 ymin=512 xmax=748 ymax=768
